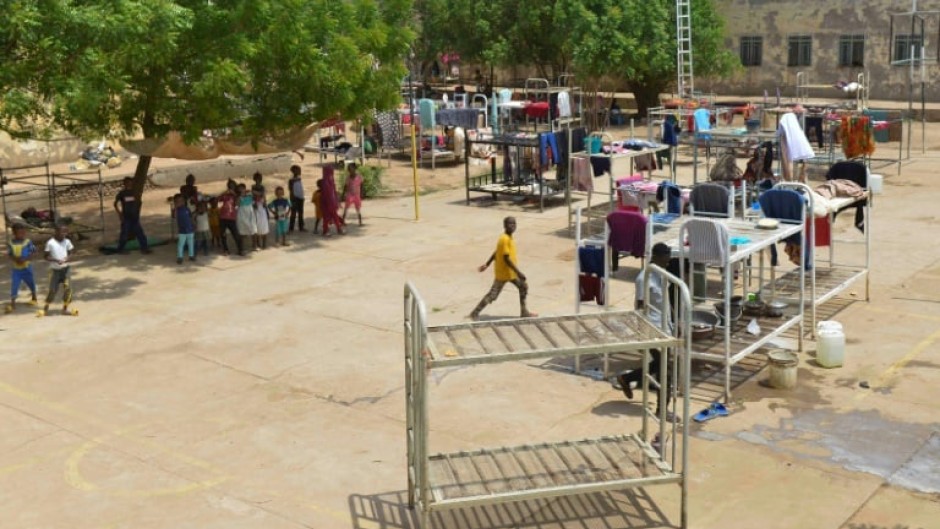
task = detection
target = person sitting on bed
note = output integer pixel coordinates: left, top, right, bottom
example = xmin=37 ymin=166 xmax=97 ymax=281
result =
xmin=611 ymin=243 xmax=679 ymax=420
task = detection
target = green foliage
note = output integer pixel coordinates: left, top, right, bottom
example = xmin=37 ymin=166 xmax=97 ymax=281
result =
xmin=416 ymin=0 xmax=735 ymax=114
xmin=358 ymin=164 xmax=385 ymax=198
xmin=0 ymin=0 xmax=414 ymax=143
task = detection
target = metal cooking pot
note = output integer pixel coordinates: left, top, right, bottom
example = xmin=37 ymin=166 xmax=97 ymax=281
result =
xmin=765 ymin=300 xmax=788 ymax=317
xmin=743 ymin=300 xmax=765 ymax=317
xmin=689 ymin=310 xmax=719 ymax=342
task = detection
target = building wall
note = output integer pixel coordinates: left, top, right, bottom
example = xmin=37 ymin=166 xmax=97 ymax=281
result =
xmin=701 ymin=0 xmax=940 ymax=102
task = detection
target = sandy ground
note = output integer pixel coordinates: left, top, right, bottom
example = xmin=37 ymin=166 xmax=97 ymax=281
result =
xmin=0 ymin=123 xmax=938 ymax=529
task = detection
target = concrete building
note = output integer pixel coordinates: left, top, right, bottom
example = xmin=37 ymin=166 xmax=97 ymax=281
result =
xmin=703 ymin=0 xmax=940 ymax=102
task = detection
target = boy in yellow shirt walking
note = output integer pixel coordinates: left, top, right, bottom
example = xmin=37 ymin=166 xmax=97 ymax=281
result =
xmin=470 ymin=216 xmax=537 ymax=320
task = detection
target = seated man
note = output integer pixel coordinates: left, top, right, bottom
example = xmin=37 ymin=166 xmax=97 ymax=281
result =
xmin=611 ymin=243 xmax=679 ymax=419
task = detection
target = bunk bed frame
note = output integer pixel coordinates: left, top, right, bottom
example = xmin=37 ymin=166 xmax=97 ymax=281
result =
xmin=1 ymin=163 xmax=107 ymax=239
xmin=404 ymin=276 xmax=692 ymax=529
xmin=463 ymin=131 xmax=563 ymax=212
xmin=650 ymin=217 xmax=806 ymax=401
xmin=796 ymin=71 xmax=869 ymax=111
xmin=766 ymin=181 xmax=871 ymax=334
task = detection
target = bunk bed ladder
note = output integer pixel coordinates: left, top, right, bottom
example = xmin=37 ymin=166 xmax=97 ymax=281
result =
xmin=676 ymin=0 xmax=694 ymax=99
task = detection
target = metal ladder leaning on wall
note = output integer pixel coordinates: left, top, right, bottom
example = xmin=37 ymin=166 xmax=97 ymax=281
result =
xmin=676 ymin=0 xmax=694 ymax=99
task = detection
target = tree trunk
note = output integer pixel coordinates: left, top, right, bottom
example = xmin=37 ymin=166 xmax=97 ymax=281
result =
xmin=630 ymin=81 xmax=668 ymax=119
xmin=131 ymin=155 xmax=152 ymax=198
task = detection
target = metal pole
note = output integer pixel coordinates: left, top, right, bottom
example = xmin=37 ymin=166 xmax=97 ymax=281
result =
xmin=410 ymin=55 xmax=420 ymax=221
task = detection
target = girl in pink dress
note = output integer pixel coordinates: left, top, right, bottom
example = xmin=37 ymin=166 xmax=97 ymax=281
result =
xmin=342 ymin=163 xmax=364 ymax=225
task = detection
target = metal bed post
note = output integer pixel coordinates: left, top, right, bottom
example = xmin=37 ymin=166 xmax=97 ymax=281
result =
xmin=774 ymin=182 xmax=816 ymax=335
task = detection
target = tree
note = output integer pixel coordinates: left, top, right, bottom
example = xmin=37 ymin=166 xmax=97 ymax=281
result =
xmin=0 ymin=0 xmax=413 ymax=195
xmin=565 ymin=0 xmax=737 ymax=116
xmin=416 ymin=0 xmax=734 ymax=116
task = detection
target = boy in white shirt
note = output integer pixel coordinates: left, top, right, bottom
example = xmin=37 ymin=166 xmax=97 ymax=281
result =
xmin=39 ymin=225 xmax=77 ymax=317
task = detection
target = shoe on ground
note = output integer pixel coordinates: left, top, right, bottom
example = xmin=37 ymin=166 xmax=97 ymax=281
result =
xmin=177 ymin=257 xmax=183 ymax=264
xmin=190 ymin=256 xmax=196 ymax=262
xmin=141 ymin=249 xmax=153 ymax=254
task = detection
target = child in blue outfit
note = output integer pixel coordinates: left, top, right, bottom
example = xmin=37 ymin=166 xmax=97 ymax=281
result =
xmin=174 ymin=194 xmax=196 ymax=264
xmin=269 ymin=186 xmax=291 ymax=246
xmin=6 ymin=224 xmax=38 ymax=312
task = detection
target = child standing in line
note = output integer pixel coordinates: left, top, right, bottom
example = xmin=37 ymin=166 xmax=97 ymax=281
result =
xmin=253 ymin=185 xmax=270 ymax=250
xmin=194 ymin=200 xmax=211 ymax=256
xmin=174 ymin=194 xmax=196 ymax=264
xmin=6 ymin=223 xmax=38 ymax=313
xmin=39 ymin=224 xmax=77 ymax=317
xmin=311 ymin=179 xmax=324 ymax=234
xmin=269 ymin=186 xmax=291 ymax=246
xmin=208 ymin=197 xmax=221 ymax=249
xmin=342 ymin=163 xmax=364 ymax=226
xmin=235 ymin=183 xmax=257 ymax=252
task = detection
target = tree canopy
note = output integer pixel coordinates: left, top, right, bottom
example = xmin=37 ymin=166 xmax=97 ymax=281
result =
xmin=0 ymin=0 xmax=413 ymax=188
xmin=416 ymin=0 xmax=736 ymax=114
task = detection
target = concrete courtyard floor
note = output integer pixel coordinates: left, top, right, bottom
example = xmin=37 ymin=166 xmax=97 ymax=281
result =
xmin=1 ymin=146 xmax=939 ymax=529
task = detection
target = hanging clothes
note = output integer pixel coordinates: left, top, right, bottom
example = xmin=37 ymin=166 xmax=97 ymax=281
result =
xmin=759 ymin=188 xmax=810 ymax=268
xmin=418 ymin=99 xmax=436 ymax=130
xmin=539 ymin=133 xmax=559 ymax=167
xmin=694 ymin=108 xmax=712 ymax=140
xmin=656 ymin=181 xmax=682 ymax=214
xmin=572 ymin=157 xmax=593 ymax=192
xmin=590 ymin=155 xmax=611 ymax=177
xmin=777 ymin=113 xmax=815 ymax=161
xmin=841 ymin=115 xmax=875 ymax=159
xmin=662 ymin=115 xmax=680 ymax=146
xmin=825 ymin=160 xmax=868 ymax=232
xmin=607 ymin=211 xmax=647 ymax=271
xmin=558 ymin=91 xmax=571 ymax=118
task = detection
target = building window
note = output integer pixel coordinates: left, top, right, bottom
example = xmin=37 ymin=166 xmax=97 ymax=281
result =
xmin=894 ymin=34 xmax=924 ymax=63
xmin=788 ymin=35 xmax=812 ymax=67
xmin=740 ymin=36 xmax=763 ymax=67
xmin=839 ymin=35 xmax=865 ymax=67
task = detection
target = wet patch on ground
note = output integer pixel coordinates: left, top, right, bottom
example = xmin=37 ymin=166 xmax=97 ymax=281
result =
xmin=695 ymin=407 xmax=940 ymax=493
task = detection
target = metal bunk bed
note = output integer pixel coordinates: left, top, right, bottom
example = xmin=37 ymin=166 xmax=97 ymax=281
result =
xmin=463 ymin=131 xmax=562 ymax=212
xmin=1 ymin=163 xmax=107 ymax=239
xmin=404 ymin=277 xmax=692 ymax=529
xmin=648 ymin=217 xmax=806 ymax=400
xmin=571 ymin=135 xmax=671 ymax=233
xmin=765 ymin=181 xmax=871 ymax=335
xmin=796 ymin=71 xmax=869 ymax=111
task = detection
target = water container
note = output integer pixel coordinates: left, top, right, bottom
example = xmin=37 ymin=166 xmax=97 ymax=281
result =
xmin=870 ymin=174 xmax=884 ymax=194
xmin=817 ymin=328 xmax=845 ymax=368
xmin=768 ymin=350 xmax=799 ymax=389
xmin=817 ymin=320 xmax=843 ymax=334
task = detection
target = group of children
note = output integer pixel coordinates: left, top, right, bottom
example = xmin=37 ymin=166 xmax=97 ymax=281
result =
xmin=6 ymin=223 xmax=77 ymax=317
xmin=171 ymin=163 xmax=365 ymax=263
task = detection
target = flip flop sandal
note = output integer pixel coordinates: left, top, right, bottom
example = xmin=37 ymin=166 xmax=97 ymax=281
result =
xmin=4 ymin=305 xmax=13 ymax=314
xmin=693 ymin=402 xmax=729 ymax=422
xmin=711 ymin=402 xmax=729 ymax=417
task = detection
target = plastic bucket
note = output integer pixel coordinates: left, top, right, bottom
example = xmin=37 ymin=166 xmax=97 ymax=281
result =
xmin=585 ymin=136 xmax=603 ymax=154
xmin=870 ymin=174 xmax=883 ymax=194
xmin=768 ymin=350 xmax=799 ymax=389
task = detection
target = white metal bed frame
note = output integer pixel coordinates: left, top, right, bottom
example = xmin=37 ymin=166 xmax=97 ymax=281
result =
xmin=404 ymin=274 xmax=692 ymax=528
xmin=796 ymin=71 xmax=869 ymax=111
xmin=768 ymin=181 xmax=871 ymax=335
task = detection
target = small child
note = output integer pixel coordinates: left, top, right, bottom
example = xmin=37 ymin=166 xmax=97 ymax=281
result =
xmin=174 ymin=194 xmax=196 ymax=264
xmin=235 ymin=183 xmax=257 ymax=252
xmin=269 ymin=186 xmax=291 ymax=246
xmin=253 ymin=186 xmax=269 ymax=250
xmin=6 ymin=223 xmax=38 ymax=313
xmin=208 ymin=197 xmax=221 ymax=249
xmin=312 ymin=179 xmax=324 ymax=234
xmin=194 ymin=200 xmax=210 ymax=256
xmin=39 ymin=224 xmax=77 ymax=317
xmin=342 ymin=163 xmax=364 ymax=226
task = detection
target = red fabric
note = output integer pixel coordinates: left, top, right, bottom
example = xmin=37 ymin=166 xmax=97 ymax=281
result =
xmin=809 ymin=216 xmax=831 ymax=247
xmin=320 ymin=166 xmax=345 ymax=233
xmin=578 ymin=274 xmax=605 ymax=305
xmin=524 ymin=102 xmax=550 ymax=119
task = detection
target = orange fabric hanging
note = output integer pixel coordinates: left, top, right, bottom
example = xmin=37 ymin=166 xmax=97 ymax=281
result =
xmin=841 ymin=115 xmax=875 ymax=159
